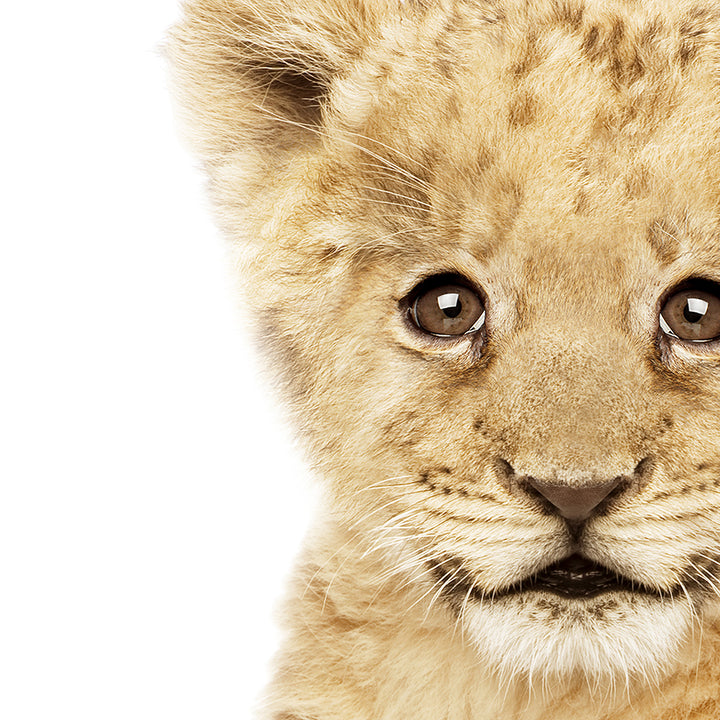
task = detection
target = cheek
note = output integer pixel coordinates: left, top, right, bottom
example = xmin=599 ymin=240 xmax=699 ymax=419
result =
xmin=288 ymin=272 xmax=493 ymax=481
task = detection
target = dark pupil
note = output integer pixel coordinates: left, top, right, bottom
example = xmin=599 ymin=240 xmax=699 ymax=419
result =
xmin=683 ymin=297 xmax=709 ymax=324
xmin=438 ymin=292 xmax=462 ymax=318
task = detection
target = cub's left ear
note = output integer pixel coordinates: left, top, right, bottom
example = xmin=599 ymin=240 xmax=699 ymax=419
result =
xmin=167 ymin=0 xmax=405 ymax=164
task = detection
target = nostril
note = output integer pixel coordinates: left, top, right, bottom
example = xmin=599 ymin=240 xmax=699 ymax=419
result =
xmin=524 ymin=477 xmax=623 ymax=522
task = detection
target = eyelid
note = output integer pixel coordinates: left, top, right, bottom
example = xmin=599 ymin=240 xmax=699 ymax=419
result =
xmin=406 ymin=273 xmax=478 ymax=297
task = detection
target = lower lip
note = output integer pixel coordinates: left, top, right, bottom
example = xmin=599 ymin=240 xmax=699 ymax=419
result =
xmin=431 ymin=557 xmax=662 ymax=601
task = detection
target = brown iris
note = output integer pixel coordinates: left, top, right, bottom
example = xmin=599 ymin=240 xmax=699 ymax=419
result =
xmin=659 ymin=283 xmax=720 ymax=342
xmin=411 ymin=280 xmax=485 ymax=336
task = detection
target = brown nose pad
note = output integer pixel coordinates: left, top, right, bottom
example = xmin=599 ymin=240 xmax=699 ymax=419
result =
xmin=525 ymin=478 xmax=622 ymax=521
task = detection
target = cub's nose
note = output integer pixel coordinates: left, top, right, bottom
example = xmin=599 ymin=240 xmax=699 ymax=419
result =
xmin=525 ymin=478 xmax=622 ymax=522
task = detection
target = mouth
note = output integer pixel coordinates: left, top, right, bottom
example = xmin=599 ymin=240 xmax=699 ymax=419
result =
xmin=509 ymin=554 xmax=661 ymax=599
xmin=433 ymin=553 xmax=662 ymax=601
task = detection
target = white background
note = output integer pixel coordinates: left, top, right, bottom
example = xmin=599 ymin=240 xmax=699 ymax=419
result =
xmin=0 ymin=2 xmax=315 ymax=718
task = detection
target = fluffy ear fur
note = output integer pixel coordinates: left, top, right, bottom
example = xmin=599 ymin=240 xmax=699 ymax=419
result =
xmin=168 ymin=0 xmax=405 ymax=163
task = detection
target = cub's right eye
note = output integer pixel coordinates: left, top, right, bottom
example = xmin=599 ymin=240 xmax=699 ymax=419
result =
xmin=659 ymin=280 xmax=720 ymax=343
xmin=410 ymin=277 xmax=486 ymax=337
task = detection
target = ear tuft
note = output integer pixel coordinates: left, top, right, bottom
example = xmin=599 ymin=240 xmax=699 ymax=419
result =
xmin=168 ymin=0 xmax=402 ymax=161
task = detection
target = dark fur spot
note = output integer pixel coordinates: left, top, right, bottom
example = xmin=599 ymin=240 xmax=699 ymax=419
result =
xmin=375 ymin=61 xmax=392 ymax=82
xmin=418 ymin=471 xmax=500 ymax=504
xmin=539 ymin=600 xmax=563 ymax=620
xmin=585 ymin=604 xmax=607 ymax=620
xmin=434 ymin=8 xmax=468 ymax=78
xmin=316 ymin=244 xmax=344 ymax=262
xmin=508 ymin=91 xmax=538 ymax=127
xmin=582 ymin=25 xmax=600 ymax=57
xmin=552 ymin=0 xmax=585 ymax=31
xmin=608 ymin=57 xmax=624 ymax=84
xmin=381 ymin=410 xmax=419 ymax=443
xmin=607 ymin=17 xmax=626 ymax=50
xmin=475 ymin=144 xmax=496 ymax=174
xmin=681 ymin=6 xmax=715 ymax=37
xmin=415 ymin=146 xmax=441 ymax=185
xmin=646 ymin=220 xmax=681 ymax=267
xmin=442 ymin=93 xmax=462 ymax=123
xmin=433 ymin=55 xmax=455 ymax=79
xmin=420 ymin=471 xmax=437 ymax=490
xmin=627 ymin=49 xmax=645 ymax=82
xmin=677 ymin=6 xmax=717 ymax=67
xmin=510 ymin=32 xmax=541 ymax=79
xmin=573 ymin=190 xmax=588 ymax=215
xmin=678 ymin=39 xmax=699 ymax=67
xmin=579 ymin=16 xmax=651 ymax=88
xmin=673 ymin=510 xmax=707 ymax=521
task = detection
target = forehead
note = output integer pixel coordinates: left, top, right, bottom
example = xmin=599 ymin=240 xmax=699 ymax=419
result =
xmin=326 ymin=0 xmax=720 ymax=282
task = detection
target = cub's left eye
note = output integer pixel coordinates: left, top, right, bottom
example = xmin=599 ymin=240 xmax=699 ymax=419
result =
xmin=411 ymin=279 xmax=485 ymax=337
xmin=659 ymin=282 xmax=720 ymax=342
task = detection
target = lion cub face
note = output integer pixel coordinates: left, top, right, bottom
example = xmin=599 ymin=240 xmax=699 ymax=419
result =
xmin=171 ymin=0 xmax=720 ymax=685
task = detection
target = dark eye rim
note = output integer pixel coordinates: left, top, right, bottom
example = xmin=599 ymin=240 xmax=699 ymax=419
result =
xmin=402 ymin=272 xmax=487 ymax=340
xmin=658 ymin=277 xmax=720 ymax=345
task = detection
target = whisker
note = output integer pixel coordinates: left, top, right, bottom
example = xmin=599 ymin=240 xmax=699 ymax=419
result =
xmin=357 ymin=184 xmax=434 ymax=210
xmin=357 ymin=475 xmax=416 ymax=492
xmin=251 ymin=102 xmax=436 ymax=195
xmin=354 ymin=161 xmax=437 ymax=196
xmin=354 ymin=196 xmax=431 ymax=214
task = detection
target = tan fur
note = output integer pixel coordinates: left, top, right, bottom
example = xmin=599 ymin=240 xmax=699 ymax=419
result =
xmin=168 ymin=1 xmax=720 ymax=717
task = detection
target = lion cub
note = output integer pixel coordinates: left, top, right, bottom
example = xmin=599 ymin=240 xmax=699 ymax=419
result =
xmin=170 ymin=0 xmax=720 ymax=717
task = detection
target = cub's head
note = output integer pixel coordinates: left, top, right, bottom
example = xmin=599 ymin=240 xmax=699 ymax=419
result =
xmin=170 ymin=0 xmax=720 ymax=687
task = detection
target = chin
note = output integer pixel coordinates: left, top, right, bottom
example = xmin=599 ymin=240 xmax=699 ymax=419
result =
xmin=460 ymin=591 xmax=693 ymax=690
xmin=429 ymin=553 xmax=698 ymax=689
